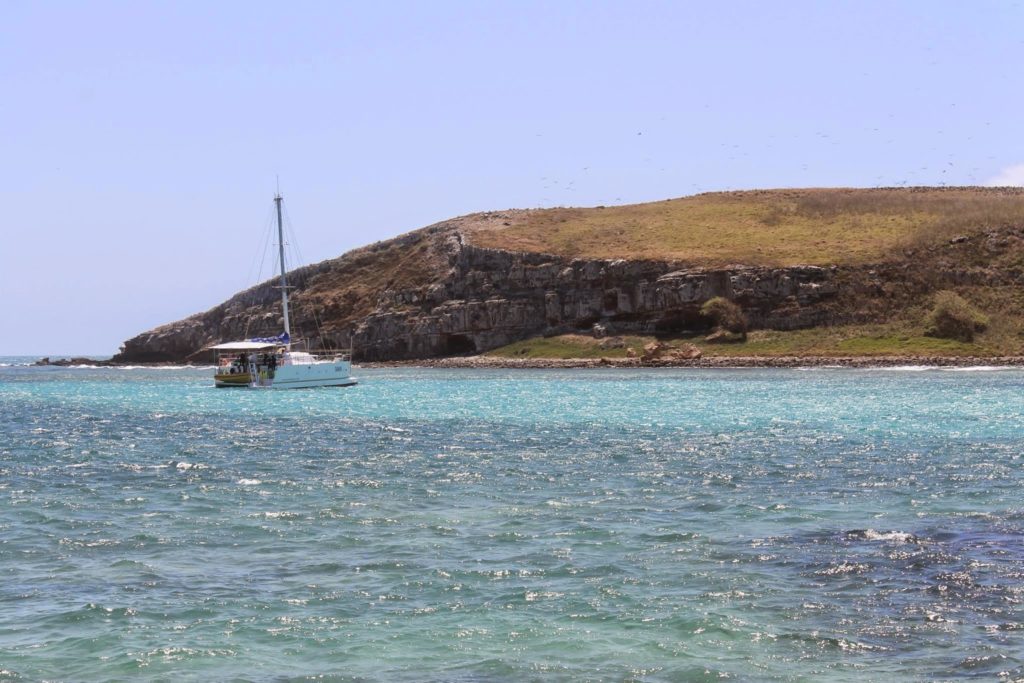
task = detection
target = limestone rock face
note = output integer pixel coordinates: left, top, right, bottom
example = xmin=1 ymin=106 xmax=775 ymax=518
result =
xmin=348 ymin=234 xmax=849 ymax=360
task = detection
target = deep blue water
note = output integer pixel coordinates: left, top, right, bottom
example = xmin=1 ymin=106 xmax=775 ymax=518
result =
xmin=1 ymin=359 xmax=1023 ymax=681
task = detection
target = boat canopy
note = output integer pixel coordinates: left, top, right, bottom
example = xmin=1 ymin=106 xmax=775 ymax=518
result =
xmin=207 ymin=341 xmax=282 ymax=351
xmin=208 ymin=332 xmax=290 ymax=352
xmin=250 ymin=332 xmax=290 ymax=345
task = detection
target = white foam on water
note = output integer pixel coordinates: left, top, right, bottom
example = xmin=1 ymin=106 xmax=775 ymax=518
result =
xmin=944 ymin=365 xmax=1018 ymax=372
xmin=238 ymin=478 xmax=262 ymax=485
xmin=525 ymin=590 xmax=564 ymax=602
xmin=861 ymin=529 xmax=917 ymax=543
xmin=117 ymin=365 xmax=215 ymax=370
xmin=836 ymin=638 xmax=887 ymax=652
xmin=863 ymin=365 xmax=1021 ymax=373
xmin=254 ymin=511 xmax=302 ymax=519
xmin=817 ymin=561 xmax=870 ymax=575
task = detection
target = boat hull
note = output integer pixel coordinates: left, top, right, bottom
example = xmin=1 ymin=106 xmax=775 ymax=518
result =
xmin=215 ymin=361 xmax=357 ymax=389
xmin=261 ymin=375 xmax=358 ymax=389
xmin=214 ymin=372 xmax=253 ymax=387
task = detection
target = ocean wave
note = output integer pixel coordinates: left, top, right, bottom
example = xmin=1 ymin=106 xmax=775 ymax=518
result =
xmin=252 ymin=511 xmax=303 ymax=519
xmin=846 ymin=529 xmax=920 ymax=544
xmin=172 ymin=461 xmax=208 ymax=471
xmin=816 ymin=561 xmax=870 ymax=576
xmin=869 ymin=365 xmax=1021 ymax=372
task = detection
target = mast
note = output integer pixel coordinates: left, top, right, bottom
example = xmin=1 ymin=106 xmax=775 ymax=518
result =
xmin=274 ymin=193 xmax=292 ymax=348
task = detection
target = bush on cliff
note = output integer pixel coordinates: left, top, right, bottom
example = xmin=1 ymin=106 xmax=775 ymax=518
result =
xmin=924 ymin=291 xmax=989 ymax=342
xmin=701 ymin=297 xmax=747 ymax=342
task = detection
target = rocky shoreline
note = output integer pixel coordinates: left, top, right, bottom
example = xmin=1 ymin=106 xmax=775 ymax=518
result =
xmin=357 ymin=354 xmax=1024 ymax=369
xmin=30 ymin=354 xmax=1024 ymax=370
xmin=32 ymin=357 xmax=119 ymax=367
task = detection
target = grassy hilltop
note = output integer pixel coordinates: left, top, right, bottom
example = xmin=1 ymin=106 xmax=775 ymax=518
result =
xmin=461 ymin=187 xmax=1024 ymax=359
xmin=465 ymin=187 xmax=1024 ymax=265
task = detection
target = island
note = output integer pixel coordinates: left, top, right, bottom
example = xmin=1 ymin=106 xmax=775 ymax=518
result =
xmin=112 ymin=187 xmax=1024 ymax=367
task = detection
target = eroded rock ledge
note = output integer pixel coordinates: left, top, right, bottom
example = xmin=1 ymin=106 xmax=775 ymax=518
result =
xmin=351 ymin=231 xmax=846 ymax=360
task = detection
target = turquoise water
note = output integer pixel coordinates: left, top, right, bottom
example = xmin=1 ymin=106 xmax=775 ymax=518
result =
xmin=2 ymin=360 xmax=1023 ymax=681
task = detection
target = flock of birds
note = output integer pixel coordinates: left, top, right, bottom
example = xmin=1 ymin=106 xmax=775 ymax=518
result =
xmin=528 ymin=120 xmax=1006 ymax=209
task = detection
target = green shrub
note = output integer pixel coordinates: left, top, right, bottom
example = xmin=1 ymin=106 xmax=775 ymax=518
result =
xmin=701 ymin=296 xmax=747 ymax=339
xmin=924 ymin=291 xmax=989 ymax=342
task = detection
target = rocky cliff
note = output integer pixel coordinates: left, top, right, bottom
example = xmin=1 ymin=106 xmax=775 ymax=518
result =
xmin=350 ymin=229 xmax=852 ymax=360
xmin=113 ymin=191 xmax=1024 ymax=363
xmin=115 ymin=222 xmax=854 ymax=362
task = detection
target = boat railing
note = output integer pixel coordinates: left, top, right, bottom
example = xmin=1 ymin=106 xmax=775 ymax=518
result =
xmin=214 ymin=350 xmax=351 ymax=372
xmin=308 ymin=351 xmax=352 ymax=362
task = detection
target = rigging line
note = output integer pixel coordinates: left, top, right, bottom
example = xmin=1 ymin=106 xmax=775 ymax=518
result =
xmin=244 ymin=204 xmax=277 ymax=340
xmin=244 ymin=204 xmax=277 ymax=302
xmin=274 ymin=197 xmax=302 ymax=345
xmin=280 ymin=201 xmax=331 ymax=352
xmin=280 ymin=202 xmax=311 ymax=343
xmin=277 ymin=200 xmax=301 ymax=345
xmin=281 ymin=201 xmax=331 ymax=350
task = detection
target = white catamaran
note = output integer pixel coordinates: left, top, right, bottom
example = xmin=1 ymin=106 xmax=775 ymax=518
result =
xmin=208 ymin=194 xmax=357 ymax=389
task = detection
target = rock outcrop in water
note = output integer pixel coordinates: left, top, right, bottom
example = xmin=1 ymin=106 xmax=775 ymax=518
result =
xmin=113 ymin=205 xmax=1024 ymax=363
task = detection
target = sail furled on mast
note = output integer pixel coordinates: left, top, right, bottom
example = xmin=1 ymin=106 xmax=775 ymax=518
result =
xmin=274 ymin=193 xmax=292 ymax=345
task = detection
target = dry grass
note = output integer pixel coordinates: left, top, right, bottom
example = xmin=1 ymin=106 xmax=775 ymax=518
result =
xmin=485 ymin=327 xmax=1013 ymax=360
xmin=463 ymin=187 xmax=1024 ymax=266
xmin=484 ymin=334 xmax=646 ymax=359
xmin=288 ymin=233 xmax=446 ymax=331
xmin=486 ymin=283 xmax=1024 ymax=359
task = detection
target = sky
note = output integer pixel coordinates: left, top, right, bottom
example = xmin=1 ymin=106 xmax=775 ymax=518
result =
xmin=2 ymin=1 xmax=1023 ymax=355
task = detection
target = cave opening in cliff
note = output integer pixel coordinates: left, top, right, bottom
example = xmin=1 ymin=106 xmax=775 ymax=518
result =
xmin=444 ymin=334 xmax=477 ymax=355
xmin=654 ymin=310 xmax=708 ymax=336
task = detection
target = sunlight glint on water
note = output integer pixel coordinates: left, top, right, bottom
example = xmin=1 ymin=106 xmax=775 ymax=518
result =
xmin=1 ymin=362 xmax=1023 ymax=680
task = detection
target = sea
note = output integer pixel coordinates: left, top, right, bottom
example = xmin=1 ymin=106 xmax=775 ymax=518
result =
xmin=1 ymin=357 xmax=1023 ymax=681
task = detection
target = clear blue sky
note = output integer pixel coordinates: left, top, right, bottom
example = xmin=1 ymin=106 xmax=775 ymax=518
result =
xmin=2 ymin=1 xmax=1022 ymax=355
